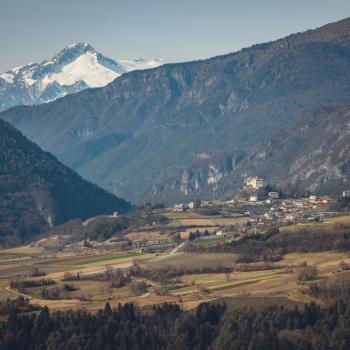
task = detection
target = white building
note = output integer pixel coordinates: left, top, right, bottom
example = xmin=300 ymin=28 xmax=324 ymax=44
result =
xmin=173 ymin=203 xmax=186 ymax=211
xmin=188 ymin=200 xmax=201 ymax=209
xmin=245 ymin=177 xmax=265 ymax=190
xmin=268 ymin=191 xmax=279 ymax=199
xmin=343 ymin=190 xmax=350 ymax=198
xmin=249 ymin=195 xmax=259 ymax=202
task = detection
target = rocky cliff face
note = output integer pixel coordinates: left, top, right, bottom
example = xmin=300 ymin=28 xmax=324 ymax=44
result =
xmin=149 ymin=105 xmax=350 ymax=201
xmin=146 ymin=153 xmax=244 ymax=203
xmin=245 ymin=105 xmax=350 ymax=196
xmin=3 ymin=18 xmax=350 ymax=204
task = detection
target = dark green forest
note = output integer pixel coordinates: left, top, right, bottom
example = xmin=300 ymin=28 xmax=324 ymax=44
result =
xmin=2 ymin=299 xmax=350 ymax=349
xmin=0 ymin=118 xmax=131 ymax=245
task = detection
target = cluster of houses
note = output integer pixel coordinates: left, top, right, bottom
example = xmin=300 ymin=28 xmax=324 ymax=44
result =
xmin=247 ymin=196 xmax=334 ymax=225
xmin=171 ymin=175 xmax=350 ymax=240
xmin=241 ymin=179 xmax=337 ymax=227
xmin=240 ymin=176 xmax=337 ymax=225
xmin=173 ymin=200 xmax=202 ymax=211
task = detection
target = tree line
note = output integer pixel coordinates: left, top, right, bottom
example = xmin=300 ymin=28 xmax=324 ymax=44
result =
xmin=2 ymin=299 xmax=350 ymax=349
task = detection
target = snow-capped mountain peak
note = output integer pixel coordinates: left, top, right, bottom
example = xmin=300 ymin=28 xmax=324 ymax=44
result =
xmin=0 ymin=43 xmax=165 ymax=112
xmin=52 ymin=42 xmax=94 ymax=64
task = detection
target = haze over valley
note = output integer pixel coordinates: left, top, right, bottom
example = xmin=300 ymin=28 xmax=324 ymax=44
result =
xmin=2 ymin=3 xmax=350 ymax=349
xmin=3 ymin=18 xmax=350 ymax=204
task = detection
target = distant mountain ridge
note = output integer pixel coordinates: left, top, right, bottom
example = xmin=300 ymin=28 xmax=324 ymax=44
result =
xmin=0 ymin=118 xmax=131 ymax=244
xmin=3 ymin=18 xmax=350 ymax=204
xmin=0 ymin=43 xmax=164 ymax=111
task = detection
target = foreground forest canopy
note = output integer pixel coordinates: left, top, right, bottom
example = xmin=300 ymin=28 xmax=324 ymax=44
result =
xmin=1 ymin=300 xmax=350 ymax=349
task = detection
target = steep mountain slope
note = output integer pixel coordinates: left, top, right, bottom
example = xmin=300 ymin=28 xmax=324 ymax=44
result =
xmin=3 ymin=18 xmax=350 ymax=203
xmin=244 ymin=105 xmax=350 ymax=196
xmin=0 ymin=118 xmax=131 ymax=243
xmin=0 ymin=43 xmax=164 ymax=112
xmin=147 ymin=105 xmax=350 ymax=202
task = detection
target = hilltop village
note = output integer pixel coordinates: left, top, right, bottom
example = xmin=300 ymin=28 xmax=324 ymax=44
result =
xmin=32 ymin=176 xmax=350 ymax=254
xmin=170 ymin=176 xmax=346 ymax=241
xmin=1 ymin=174 xmax=350 ymax=315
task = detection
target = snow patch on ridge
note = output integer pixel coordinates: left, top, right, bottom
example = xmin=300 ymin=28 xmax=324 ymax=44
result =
xmin=119 ymin=58 xmax=165 ymax=72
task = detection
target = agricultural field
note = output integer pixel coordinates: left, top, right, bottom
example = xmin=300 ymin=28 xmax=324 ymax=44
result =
xmin=147 ymin=253 xmax=239 ymax=269
xmin=165 ymin=215 xmax=248 ymax=228
xmin=1 ymin=209 xmax=350 ymax=313
xmin=68 ymin=252 xmax=143 ymax=266
xmin=0 ymin=244 xmax=349 ymax=312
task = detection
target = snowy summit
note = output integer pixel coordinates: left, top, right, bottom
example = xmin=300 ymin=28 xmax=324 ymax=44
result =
xmin=0 ymin=43 xmax=164 ymax=112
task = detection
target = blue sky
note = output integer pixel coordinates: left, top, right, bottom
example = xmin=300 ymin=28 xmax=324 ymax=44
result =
xmin=1 ymin=0 xmax=350 ymax=72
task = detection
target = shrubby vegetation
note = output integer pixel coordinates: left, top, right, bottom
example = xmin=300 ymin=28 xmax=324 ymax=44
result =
xmin=297 ymin=264 xmax=318 ymax=284
xmin=185 ymin=225 xmax=350 ymax=263
xmin=40 ymin=287 xmax=60 ymax=300
xmin=48 ymin=208 xmax=169 ymax=242
xmin=131 ymin=264 xmax=234 ymax=284
xmin=63 ymin=268 xmax=131 ymax=289
xmin=128 ymin=281 xmax=149 ymax=295
xmin=30 ymin=268 xmax=46 ymax=277
xmin=308 ymin=278 xmax=350 ymax=302
xmin=10 ymin=278 xmax=54 ymax=291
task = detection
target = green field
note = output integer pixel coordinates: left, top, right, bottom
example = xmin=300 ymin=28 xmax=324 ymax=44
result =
xmin=69 ymin=252 xmax=143 ymax=266
xmin=165 ymin=211 xmax=207 ymax=219
xmin=196 ymin=237 xmax=225 ymax=246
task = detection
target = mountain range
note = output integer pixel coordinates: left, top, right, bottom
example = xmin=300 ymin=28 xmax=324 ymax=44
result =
xmin=0 ymin=118 xmax=130 ymax=244
xmin=0 ymin=42 xmax=164 ymax=112
xmin=3 ymin=17 xmax=350 ymax=204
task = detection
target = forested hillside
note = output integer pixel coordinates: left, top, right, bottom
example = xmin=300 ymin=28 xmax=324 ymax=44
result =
xmin=0 ymin=119 xmax=131 ymax=244
xmin=3 ymin=18 xmax=350 ymax=203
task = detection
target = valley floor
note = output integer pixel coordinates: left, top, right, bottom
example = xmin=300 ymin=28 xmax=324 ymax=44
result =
xmin=1 ymin=202 xmax=350 ymax=313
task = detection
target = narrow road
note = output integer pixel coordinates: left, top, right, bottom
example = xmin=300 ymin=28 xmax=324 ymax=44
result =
xmin=6 ymin=286 xmax=33 ymax=300
xmin=169 ymin=242 xmax=185 ymax=255
xmin=148 ymin=242 xmax=185 ymax=263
